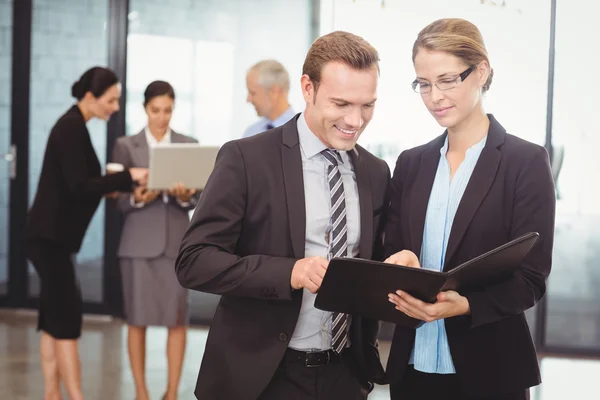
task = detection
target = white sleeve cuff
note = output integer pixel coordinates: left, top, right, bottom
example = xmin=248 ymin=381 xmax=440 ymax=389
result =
xmin=130 ymin=194 xmax=145 ymax=208
xmin=175 ymin=197 xmax=191 ymax=207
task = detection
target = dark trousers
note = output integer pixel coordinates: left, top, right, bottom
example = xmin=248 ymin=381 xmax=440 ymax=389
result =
xmin=258 ymin=349 xmax=368 ymax=400
xmin=391 ymin=366 xmax=530 ymax=400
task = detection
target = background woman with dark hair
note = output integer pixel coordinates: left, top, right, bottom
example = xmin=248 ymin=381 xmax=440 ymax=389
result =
xmin=26 ymin=66 xmax=148 ymax=400
xmin=112 ymin=80 xmax=198 ymax=400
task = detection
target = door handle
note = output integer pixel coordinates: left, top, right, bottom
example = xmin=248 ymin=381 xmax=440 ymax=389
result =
xmin=2 ymin=144 xmax=16 ymax=179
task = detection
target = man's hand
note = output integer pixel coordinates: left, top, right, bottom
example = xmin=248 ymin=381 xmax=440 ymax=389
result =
xmin=384 ymin=249 xmax=420 ymax=268
xmin=388 ymin=290 xmax=471 ymax=322
xmin=133 ymin=186 xmax=160 ymax=204
xmin=290 ymin=256 xmax=329 ymax=294
xmin=168 ymin=182 xmax=197 ymax=203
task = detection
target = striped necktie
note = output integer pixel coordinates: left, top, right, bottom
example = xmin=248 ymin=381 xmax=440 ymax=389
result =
xmin=321 ymin=148 xmax=349 ymax=353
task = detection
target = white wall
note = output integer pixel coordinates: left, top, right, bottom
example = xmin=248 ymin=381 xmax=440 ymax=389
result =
xmin=126 ymin=0 xmax=313 ymax=144
xmin=320 ymin=0 xmax=551 ymax=167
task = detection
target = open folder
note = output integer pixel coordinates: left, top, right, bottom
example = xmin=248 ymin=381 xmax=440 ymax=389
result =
xmin=314 ymin=232 xmax=539 ymax=328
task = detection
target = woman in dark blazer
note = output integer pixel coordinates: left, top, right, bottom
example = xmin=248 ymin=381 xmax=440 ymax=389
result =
xmin=112 ymin=81 xmax=198 ymax=400
xmin=25 ymin=67 xmax=147 ymax=400
xmin=384 ymin=19 xmax=556 ymax=400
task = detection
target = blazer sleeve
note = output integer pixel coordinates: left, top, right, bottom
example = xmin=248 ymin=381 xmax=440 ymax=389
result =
xmin=466 ymin=146 xmax=556 ymax=329
xmin=357 ymin=160 xmax=390 ymax=386
xmin=174 ymin=141 xmax=297 ymax=300
xmin=383 ymin=151 xmax=408 ymax=259
xmin=54 ymin=118 xmax=133 ymax=200
xmin=111 ymin=137 xmax=140 ymax=214
xmin=372 ymin=161 xmax=391 ymax=262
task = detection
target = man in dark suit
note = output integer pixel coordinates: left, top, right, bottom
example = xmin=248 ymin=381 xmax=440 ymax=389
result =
xmin=175 ymin=31 xmax=389 ymax=400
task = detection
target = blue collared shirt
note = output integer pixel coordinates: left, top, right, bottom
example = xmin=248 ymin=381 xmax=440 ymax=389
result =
xmin=242 ymin=107 xmax=296 ymax=138
xmin=288 ymin=112 xmax=360 ymax=351
xmin=409 ymin=134 xmax=487 ymax=374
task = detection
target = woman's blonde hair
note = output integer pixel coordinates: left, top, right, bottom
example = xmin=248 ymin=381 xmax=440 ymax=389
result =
xmin=413 ymin=18 xmax=494 ymax=92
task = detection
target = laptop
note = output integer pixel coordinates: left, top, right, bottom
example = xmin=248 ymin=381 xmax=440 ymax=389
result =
xmin=147 ymin=144 xmax=220 ymax=190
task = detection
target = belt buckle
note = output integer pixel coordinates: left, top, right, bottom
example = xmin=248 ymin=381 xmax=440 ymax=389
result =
xmin=304 ymin=350 xmax=330 ymax=368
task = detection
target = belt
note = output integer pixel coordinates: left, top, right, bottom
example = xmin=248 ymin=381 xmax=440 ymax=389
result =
xmin=284 ymin=348 xmax=343 ymax=368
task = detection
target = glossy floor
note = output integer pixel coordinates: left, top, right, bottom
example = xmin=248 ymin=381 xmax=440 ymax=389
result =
xmin=0 ymin=310 xmax=598 ymax=399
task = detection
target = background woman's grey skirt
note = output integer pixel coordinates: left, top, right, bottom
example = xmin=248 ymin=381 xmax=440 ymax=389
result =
xmin=120 ymin=256 xmax=189 ymax=327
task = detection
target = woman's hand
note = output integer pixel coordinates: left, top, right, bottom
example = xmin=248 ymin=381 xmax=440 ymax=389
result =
xmin=168 ymin=182 xmax=197 ymax=202
xmin=133 ymin=186 xmax=160 ymax=204
xmin=129 ymin=167 xmax=148 ymax=185
xmin=388 ymin=290 xmax=471 ymax=323
xmin=384 ymin=250 xmax=420 ymax=268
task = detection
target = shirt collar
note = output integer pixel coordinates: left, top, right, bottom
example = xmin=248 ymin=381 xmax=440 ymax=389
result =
xmin=144 ymin=127 xmax=172 ymax=146
xmin=440 ymin=134 xmax=487 ymax=157
xmin=297 ymin=112 xmax=333 ymax=160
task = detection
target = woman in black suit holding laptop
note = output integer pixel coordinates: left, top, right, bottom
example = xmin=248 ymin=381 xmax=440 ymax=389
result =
xmin=26 ymin=67 xmax=147 ymax=400
xmin=384 ymin=19 xmax=556 ymax=399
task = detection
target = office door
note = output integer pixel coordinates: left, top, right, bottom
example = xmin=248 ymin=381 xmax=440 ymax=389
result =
xmin=0 ymin=0 xmax=15 ymax=304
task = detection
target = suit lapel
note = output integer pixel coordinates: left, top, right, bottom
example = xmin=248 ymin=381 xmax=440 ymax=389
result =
xmin=170 ymin=131 xmax=183 ymax=143
xmin=281 ymin=116 xmax=306 ymax=259
xmin=443 ymin=115 xmax=506 ymax=270
xmin=349 ymin=148 xmax=373 ymax=259
xmin=409 ymin=137 xmax=443 ymax=258
xmin=132 ymin=130 xmax=149 ymax=167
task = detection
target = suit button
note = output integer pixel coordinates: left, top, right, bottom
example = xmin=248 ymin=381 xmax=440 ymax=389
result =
xmin=279 ymin=333 xmax=288 ymax=342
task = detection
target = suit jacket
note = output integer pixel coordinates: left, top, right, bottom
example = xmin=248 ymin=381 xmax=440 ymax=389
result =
xmin=175 ymin=115 xmax=390 ymax=400
xmin=26 ymin=105 xmax=133 ymax=252
xmin=112 ymin=130 xmax=199 ymax=259
xmin=384 ymin=115 xmax=556 ymax=397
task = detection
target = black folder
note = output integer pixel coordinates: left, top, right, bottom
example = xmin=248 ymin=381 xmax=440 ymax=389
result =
xmin=314 ymin=232 xmax=539 ymax=328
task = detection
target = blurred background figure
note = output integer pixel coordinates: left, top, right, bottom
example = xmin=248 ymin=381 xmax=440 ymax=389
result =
xmin=25 ymin=66 xmax=147 ymax=400
xmin=112 ymin=80 xmax=198 ymax=400
xmin=242 ymin=59 xmax=295 ymax=137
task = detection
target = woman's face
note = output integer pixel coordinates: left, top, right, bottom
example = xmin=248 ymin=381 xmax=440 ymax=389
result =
xmin=145 ymin=95 xmax=174 ymax=135
xmin=89 ymin=83 xmax=121 ymax=121
xmin=413 ymin=49 xmax=488 ymax=129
